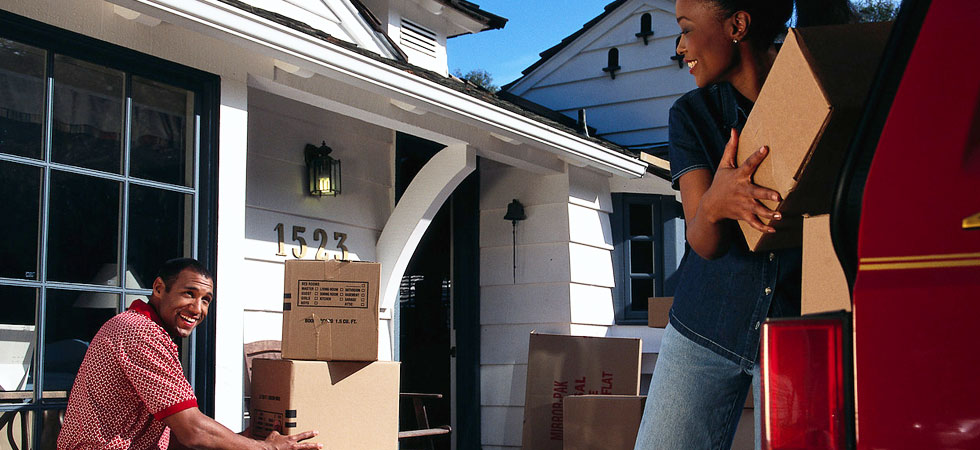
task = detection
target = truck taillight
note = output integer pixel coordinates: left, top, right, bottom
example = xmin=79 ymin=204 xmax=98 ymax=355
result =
xmin=759 ymin=316 xmax=852 ymax=449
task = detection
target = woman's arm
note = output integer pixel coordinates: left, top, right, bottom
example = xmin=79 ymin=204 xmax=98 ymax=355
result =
xmin=679 ymin=129 xmax=782 ymax=259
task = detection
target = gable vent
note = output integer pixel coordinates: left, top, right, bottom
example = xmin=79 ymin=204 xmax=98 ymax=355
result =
xmin=400 ymin=19 xmax=437 ymax=57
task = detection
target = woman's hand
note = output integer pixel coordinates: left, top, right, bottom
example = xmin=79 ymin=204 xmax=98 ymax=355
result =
xmin=699 ymin=128 xmax=782 ymax=232
xmin=678 ymin=128 xmax=781 ymax=259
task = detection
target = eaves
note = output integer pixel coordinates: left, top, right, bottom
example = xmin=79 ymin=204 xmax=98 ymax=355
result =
xmin=111 ymin=0 xmax=647 ymax=178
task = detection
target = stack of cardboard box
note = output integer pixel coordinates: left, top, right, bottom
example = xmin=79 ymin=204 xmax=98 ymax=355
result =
xmin=520 ymin=332 xmax=645 ymax=450
xmin=249 ymin=260 xmax=399 ymax=449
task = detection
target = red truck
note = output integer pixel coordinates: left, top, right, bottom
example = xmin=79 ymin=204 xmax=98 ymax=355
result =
xmin=757 ymin=0 xmax=980 ymax=448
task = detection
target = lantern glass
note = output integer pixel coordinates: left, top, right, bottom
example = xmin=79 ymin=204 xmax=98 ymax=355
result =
xmin=305 ymin=143 xmax=341 ymax=196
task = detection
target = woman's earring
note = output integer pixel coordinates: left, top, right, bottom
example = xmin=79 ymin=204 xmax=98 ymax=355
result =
xmin=733 ymin=39 xmax=739 ymax=44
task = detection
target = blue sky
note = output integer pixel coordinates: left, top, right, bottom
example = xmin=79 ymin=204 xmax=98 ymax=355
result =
xmin=447 ymin=1 xmax=618 ymax=87
xmin=446 ymin=1 xmax=904 ymax=88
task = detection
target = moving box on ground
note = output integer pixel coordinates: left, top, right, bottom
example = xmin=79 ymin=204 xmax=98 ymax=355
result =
xmin=563 ymin=395 xmax=646 ymax=450
xmin=736 ymin=22 xmax=892 ymax=251
xmin=282 ymin=259 xmax=379 ymax=361
xmin=647 ymin=297 xmax=673 ymax=328
xmin=250 ymin=359 xmax=399 ymax=449
xmin=521 ymin=333 xmax=642 ymax=450
xmin=802 ymin=214 xmax=850 ymax=315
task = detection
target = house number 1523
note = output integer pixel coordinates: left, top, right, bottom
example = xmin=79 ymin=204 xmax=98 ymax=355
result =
xmin=274 ymin=223 xmax=349 ymax=260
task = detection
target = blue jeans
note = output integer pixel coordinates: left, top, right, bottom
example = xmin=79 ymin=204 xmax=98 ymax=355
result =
xmin=634 ymin=323 xmax=758 ymax=450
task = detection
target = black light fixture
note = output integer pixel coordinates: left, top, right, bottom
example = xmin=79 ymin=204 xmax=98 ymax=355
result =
xmin=503 ymin=199 xmax=527 ymax=284
xmin=636 ymin=13 xmax=654 ymax=45
xmin=670 ymin=35 xmax=685 ymax=68
xmin=602 ymin=48 xmax=621 ymax=80
xmin=305 ymin=141 xmax=341 ymax=196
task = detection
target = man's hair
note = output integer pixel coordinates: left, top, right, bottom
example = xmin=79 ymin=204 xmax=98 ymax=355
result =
xmin=156 ymin=258 xmax=213 ymax=291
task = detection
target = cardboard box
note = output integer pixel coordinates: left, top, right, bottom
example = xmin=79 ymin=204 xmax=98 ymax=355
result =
xmin=563 ymin=395 xmax=646 ymax=450
xmin=647 ymin=297 xmax=673 ymax=328
xmin=282 ymin=259 xmax=379 ymax=361
xmin=802 ymin=214 xmax=851 ymax=315
xmin=249 ymin=359 xmax=399 ymax=449
xmin=737 ymin=22 xmax=892 ymax=251
xmin=521 ymin=333 xmax=642 ymax=450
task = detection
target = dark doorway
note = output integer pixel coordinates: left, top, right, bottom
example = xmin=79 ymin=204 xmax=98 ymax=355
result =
xmin=395 ymin=133 xmax=480 ymax=449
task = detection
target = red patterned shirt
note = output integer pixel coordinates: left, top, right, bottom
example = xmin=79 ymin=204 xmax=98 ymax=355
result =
xmin=58 ymin=300 xmax=198 ymax=450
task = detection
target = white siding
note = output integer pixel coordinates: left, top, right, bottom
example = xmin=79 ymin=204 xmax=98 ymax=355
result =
xmin=507 ymin=0 xmax=697 ymax=148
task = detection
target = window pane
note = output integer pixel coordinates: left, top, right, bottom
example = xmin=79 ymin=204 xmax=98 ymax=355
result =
xmin=0 ymin=410 xmax=33 ymax=447
xmin=0 ymin=285 xmax=37 ymax=402
xmin=125 ymin=294 xmax=149 ymax=309
xmin=130 ymin=77 xmax=193 ymax=186
xmin=39 ymin=408 xmax=64 ymax=448
xmin=43 ymin=289 xmax=116 ymax=393
xmin=628 ymin=203 xmax=652 ymax=236
xmin=630 ymin=240 xmax=654 ymax=275
xmin=52 ymin=55 xmax=123 ymax=173
xmin=47 ymin=171 xmax=120 ymax=284
xmin=127 ymin=185 xmax=193 ymax=288
xmin=0 ymin=161 xmax=41 ymax=279
xmin=630 ymin=278 xmax=654 ymax=312
xmin=0 ymin=38 xmax=46 ymax=159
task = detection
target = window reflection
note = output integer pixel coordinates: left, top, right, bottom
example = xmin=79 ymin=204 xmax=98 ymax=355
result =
xmin=0 ymin=409 xmax=34 ymax=449
xmin=0 ymin=38 xmax=46 ymax=160
xmin=630 ymin=240 xmax=654 ymax=274
xmin=0 ymin=286 xmax=36 ymax=402
xmin=631 ymin=278 xmax=654 ymax=312
xmin=0 ymin=161 xmax=41 ymax=280
xmin=52 ymin=55 xmax=124 ymax=174
xmin=43 ymin=289 xmax=115 ymax=394
xmin=127 ymin=185 xmax=192 ymax=288
xmin=131 ymin=77 xmax=193 ymax=186
xmin=46 ymin=171 xmax=120 ymax=284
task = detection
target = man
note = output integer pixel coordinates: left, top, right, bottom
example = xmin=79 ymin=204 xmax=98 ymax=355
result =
xmin=58 ymin=258 xmax=320 ymax=450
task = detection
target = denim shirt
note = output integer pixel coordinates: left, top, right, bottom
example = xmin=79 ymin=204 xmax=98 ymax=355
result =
xmin=668 ymin=82 xmax=802 ymax=369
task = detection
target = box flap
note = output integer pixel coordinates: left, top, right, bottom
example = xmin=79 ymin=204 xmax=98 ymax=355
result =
xmin=738 ymin=27 xmax=832 ymax=208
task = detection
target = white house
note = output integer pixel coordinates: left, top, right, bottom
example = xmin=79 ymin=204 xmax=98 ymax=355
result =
xmin=0 ymin=0 xmax=684 ymax=449
xmin=504 ymin=0 xmax=696 ymax=155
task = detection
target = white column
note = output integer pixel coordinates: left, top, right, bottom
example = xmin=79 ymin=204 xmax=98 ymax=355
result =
xmin=213 ymin=79 xmax=248 ymax=429
xmin=375 ymin=143 xmax=476 ymax=358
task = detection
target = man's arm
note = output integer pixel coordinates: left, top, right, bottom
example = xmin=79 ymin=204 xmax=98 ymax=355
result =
xmin=164 ymin=408 xmax=320 ymax=450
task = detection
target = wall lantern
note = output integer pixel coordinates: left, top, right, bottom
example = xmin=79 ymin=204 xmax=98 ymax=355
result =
xmin=503 ymin=199 xmax=527 ymax=284
xmin=670 ymin=35 xmax=685 ymax=68
xmin=305 ymin=141 xmax=341 ymax=196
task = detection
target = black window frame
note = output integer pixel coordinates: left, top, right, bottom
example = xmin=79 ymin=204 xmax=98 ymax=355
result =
xmin=611 ymin=193 xmax=683 ymax=324
xmin=0 ymin=9 xmax=220 ymax=444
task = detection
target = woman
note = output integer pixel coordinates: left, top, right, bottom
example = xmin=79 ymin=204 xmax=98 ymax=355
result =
xmin=634 ymin=0 xmax=854 ymax=449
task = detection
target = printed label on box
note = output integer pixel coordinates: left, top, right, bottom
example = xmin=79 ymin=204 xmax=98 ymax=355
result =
xmin=297 ymin=280 xmax=368 ymax=308
xmin=252 ymin=409 xmax=284 ymax=439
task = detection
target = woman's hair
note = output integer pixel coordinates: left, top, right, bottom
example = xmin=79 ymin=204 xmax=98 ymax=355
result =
xmin=709 ymin=0 xmax=857 ymax=47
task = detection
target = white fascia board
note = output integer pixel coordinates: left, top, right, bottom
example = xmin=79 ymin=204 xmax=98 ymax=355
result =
xmin=508 ymin=0 xmax=672 ymax=95
xmin=111 ymin=0 xmax=646 ymax=178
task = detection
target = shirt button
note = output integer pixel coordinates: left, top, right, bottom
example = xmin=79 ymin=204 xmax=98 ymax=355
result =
xmin=755 ymin=321 xmax=761 ymax=330
xmin=764 ymin=287 xmax=773 ymax=295
xmin=769 ymin=252 xmax=775 ymax=261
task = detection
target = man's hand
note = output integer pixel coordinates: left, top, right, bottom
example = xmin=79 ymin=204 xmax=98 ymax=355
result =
xmin=699 ymin=128 xmax=782 ymax=233
xmin=262 ymin=430 xmax=321 ymax=450
xmin=164 ymin=407 xmax=322 ymax=450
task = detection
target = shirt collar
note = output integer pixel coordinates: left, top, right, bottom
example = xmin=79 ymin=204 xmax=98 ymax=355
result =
xmin=717 ymin=82 xmax=752 ymax=130
xmin=128 ymin=299 xmax=166 ymax=328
